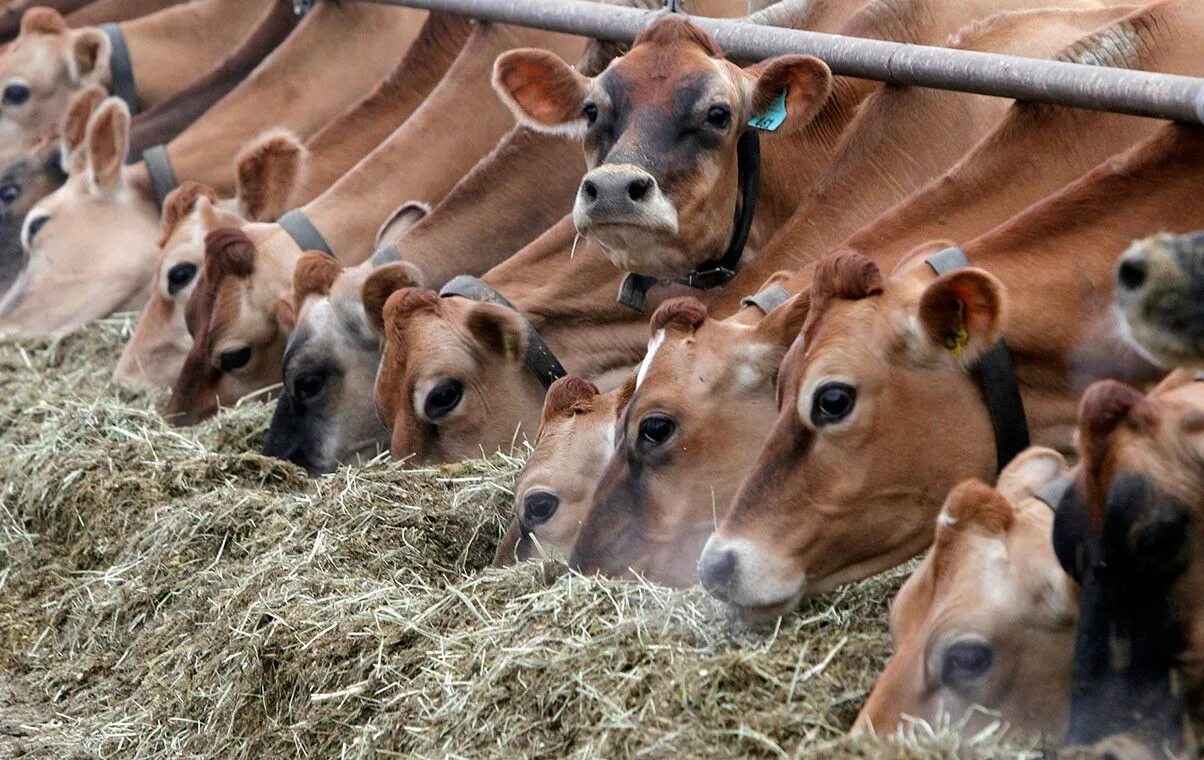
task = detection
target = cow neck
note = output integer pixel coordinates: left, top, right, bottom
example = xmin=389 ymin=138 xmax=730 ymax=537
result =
xmin=926 ymin=246 xmax=1030 ymax=473
xmin=617 ymin=129 xmax=760 ymax=312
xmin=485 ymin=216 xmax=648 ymax=383
xmin=962 ymin=124 xmax=1204 ymax=452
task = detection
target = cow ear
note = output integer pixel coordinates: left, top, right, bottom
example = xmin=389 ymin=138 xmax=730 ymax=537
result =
xmin=465 ymin=302 xmax=528 ymax=362
xmin=291 ymin=251 xmax=343 ymax=313
xmin=159 ymin=181 xmax=218 ymax=248
xmin=542 ymin=375 xmax=601 ymax=424
xmin=85 ymin=98 xmax=129 ymax=194
xmin=493 ymin=48 xmax=590 ymax=137
xmin=60 ymin=85 xmax=106 ymax=173
xmin=744 ymin=54 xmax=831 ymax=134
xmin=918 ymin=268 xmax=1004 ymax=363
xmin=70 ymin=28 xmax=109 ymax=85
xmin=650 ymin=297 xmax=707 ymax=334
xmin=272 ymin=296 xmax=296 ymax=335
xmin=996 ymin=447 xmax=1068 ymax=505
xmin=20 ymin=8 xmax=67 ymax=36
xmin=235 ymin=131 xmax=305 ymax=222
xmin=362 ymin=261 xmax=425 ymax=334
xmin=375 ymin=200 xmax=430 ymax=249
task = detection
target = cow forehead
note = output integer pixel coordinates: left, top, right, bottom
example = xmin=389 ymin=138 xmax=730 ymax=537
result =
xmin=601 ymin=47 xmax=735 ymax=111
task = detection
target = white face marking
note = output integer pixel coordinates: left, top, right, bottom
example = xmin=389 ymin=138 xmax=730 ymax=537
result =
xmin=635 ymin=329 xmax=666 ymax=388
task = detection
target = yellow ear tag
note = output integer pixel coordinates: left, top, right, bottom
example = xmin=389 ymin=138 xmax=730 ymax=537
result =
xmin=944 ymin=300 xmax=969 ymax=358
xmin=503 ymin=332 xmax=518 ymax=362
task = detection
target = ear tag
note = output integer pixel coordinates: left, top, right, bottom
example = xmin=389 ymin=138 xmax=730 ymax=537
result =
xmin=503 ymin=332 xmax=518 ymax=362
xmin=944 ymin=300 xmax=969 ymax=358
xmin=748 ymin=88 xmax=788 ymax=132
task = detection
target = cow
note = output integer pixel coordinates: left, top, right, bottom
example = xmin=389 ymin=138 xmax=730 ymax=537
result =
xmin=1115 ymin=230 xmax=1204 ymax=371
xmin=494 ymin=375 xmax=634 ymax=566
xmin=570 ymin=288 xmax=808 ymax=586
xmin=1053 ymin=373 xmax=1204 ymax=756
xmin=854 ymin=448 xmax=1077 ymax=738
xmin=698 ymin=123 xmax=1203 ymax=622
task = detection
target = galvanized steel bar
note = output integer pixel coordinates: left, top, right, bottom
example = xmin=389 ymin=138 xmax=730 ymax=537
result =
xmin=361 ymin=0 xmax=1204 ymax=124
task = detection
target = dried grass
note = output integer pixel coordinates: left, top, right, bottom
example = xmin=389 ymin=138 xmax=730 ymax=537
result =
xmin=0 ymin=317 xmax=1043 ymax=758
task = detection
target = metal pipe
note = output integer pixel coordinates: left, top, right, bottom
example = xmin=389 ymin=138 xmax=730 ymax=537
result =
xmin=361 ymin=0 xmax=1204 ymax=124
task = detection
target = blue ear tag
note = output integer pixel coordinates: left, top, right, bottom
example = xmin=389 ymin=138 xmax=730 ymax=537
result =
xmin=747 ymin=88 xmax=788 ymax=132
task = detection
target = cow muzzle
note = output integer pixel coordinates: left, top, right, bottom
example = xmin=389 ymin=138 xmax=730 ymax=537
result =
xmin=698 ymin=534 xmax=806 ymax=623
xmin=573 ymin=164 xmax=678 ymax=261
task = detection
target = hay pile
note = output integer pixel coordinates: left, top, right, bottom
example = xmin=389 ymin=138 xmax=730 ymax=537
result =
xmin=0 ymin=318 xmax=1042 ymax=758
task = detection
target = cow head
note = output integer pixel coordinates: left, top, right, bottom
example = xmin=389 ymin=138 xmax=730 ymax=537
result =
xmin=855 ymin=448 xmax=1078 ymax=739
xmin=698 ymin=248 xmax=1007 ymax=620
xmin=0 ymin=9 xmax=109 ymax=165
xmin=113 ymin=132 xmax=305 ymax=390
xmin=496 ymin=374 xmax=633 ymax=566
xmin=1115 ymin=231 xmax=1204 ymax=372
xmin=0 ymin=96 xmax=158 ymax=336
xmin=164 ymin=226 xmax=298 ymax=426
xmin=1052 ymin=375 xmax=1204 ymax=756
xmin=572 ymin=289 xmax=808 ymax=586
xmin=372 ymin=286 xmax=544 ymax=464
xmin=261 ymin=209 xmax=427 ymax=475
xmin=493 ymin=14 xmax=831 ymax=276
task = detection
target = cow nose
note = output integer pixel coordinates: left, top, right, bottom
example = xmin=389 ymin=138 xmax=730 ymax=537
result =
xmin=698 ymin=546 xmax=737 ymax=599
xmin=523 ymin=490 xmax=560 ymax=526
xmin=1116 ymin=252 xmax=1150 ymax=293
xmin=577 ymin=166 xmax=661 ymax=218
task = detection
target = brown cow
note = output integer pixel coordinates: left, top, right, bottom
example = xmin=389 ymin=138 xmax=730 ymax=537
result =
xmin=1114 ymin=230 xmax=1204 ymax=371
xmin=494 ymin=375 xmax=634 ymax=566
xmin=699 ymin=123 xmax=1203 ymax=621
xmin=855 ymin=448 xmax=1077 ymax=738
xmin=571 ymin=288 xmax=808 ymax=586
xmin=1053 ymin=373 xmax=1204 ymax=756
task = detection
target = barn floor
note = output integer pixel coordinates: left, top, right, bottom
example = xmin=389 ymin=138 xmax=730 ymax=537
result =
xmin=0 ymin=318 xmax=1043 ymax=758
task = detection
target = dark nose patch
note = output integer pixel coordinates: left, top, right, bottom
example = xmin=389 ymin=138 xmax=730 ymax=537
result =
xmin=698 ymin=547 xmax=736 ymax=600
xmin=1116 ymin=256 xmax=1149 ymax=292
xmin=577 ymin=169 xmax=661 ymax=222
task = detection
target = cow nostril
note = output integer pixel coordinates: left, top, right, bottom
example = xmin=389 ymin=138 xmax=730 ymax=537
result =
xmin=523 ymin=491 xmax=560 ymax=526
xmin=1117 ymin=256 xmax=1149 ymax=292
xmin=627 ymin=177 xmax=653 ymax=202
xmin=581 ymin=180 xmax=598 ymax=203
xmin=698 ymin=548 xmax=737 ymax=595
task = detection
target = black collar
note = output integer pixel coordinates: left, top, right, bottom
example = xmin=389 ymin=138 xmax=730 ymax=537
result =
xmin=439 ymin=275 xmax=568 ymax=389
xmin=926 ymin=247 xmax=1031 ymax=473
xmin=617 ymin=129 xmax=761 ymax=312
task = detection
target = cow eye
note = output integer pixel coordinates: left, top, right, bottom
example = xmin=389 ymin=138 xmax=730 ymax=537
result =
xmin=0 ymin=183 xmax=19 ymax=204
xmin=637 ymin=414 xmax=676 ymax=449
xmin=166 ymin=262 xmax=197 ymax=296
xmin=24 ymin=213 xmax=47 ymax=248
xmin=292 ymin=370 xmax=326 ymax=404
xmin=811 ymin=382 xmax=856 ymax=426
xmin=219 ymin=346 xmax=252 ymax=372
xmin=706 ymin=105 xmax=731 ymax=129
xmin=424 ymin=378 xmax=463 ymax=420
xmin=941 ymin=639 xmax=994 ymax=687
xmin=3 ymin=83 xmax=30 ymax=106
xmin=582 ymin=102 xmax=598 ymax=125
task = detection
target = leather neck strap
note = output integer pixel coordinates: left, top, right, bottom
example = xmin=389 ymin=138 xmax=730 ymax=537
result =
xmin=926 ymin=246 xmax=1031 ymax=473
xmin=142 ymin=145 xmax=177 ymax=212
xmin=99 ymin=23 xmax=138 ymax=116
xmin=279 ymin=208 xmax=335 ymax=257
xmin=740 ymin=283 xmax=790 ymax=315
xmin=439 ymin=275 xmax=568 ymax=389
xmin=617 ymin=129 xmax=761 ymax=312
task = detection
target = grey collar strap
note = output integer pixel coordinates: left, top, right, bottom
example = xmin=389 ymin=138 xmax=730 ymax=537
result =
xmin=439 ymin=275 xmax=567 ymax=389
xmin=740 ymin=284 xmax=790 ymax=315
xmin=142 ymin=144 xmax=177 ymax=212
xmin=1033 ymin=474 xmax=1072 ymax=512
xmin=279 ymin=208 xmax=334 ymax=257
xmin=99 ymin=23 xmax=138 ymax=116
xmin=370 ymin=242 xmax=400 ymax=267
xmin=926 ymin=246 xmax=1031 ymax=473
